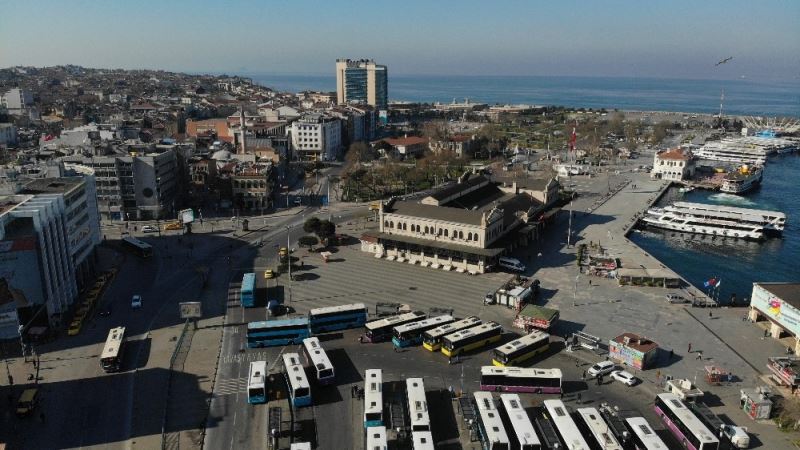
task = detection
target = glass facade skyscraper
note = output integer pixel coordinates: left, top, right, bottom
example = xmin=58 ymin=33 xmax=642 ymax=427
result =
xmin=336 ymin=59 xmax=388 ymax=110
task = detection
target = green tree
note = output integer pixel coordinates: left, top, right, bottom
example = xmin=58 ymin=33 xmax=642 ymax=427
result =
xmin=303 ymin=217 xmax=321 ymax=234
xmin=317 ymin=220 xmax=336 ymax=243
xmin=298 ymin=235 xmax=319 ymax=251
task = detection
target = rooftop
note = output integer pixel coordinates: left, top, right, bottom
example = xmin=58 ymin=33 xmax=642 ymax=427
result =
xmin=612 ymin=332 xmax=659 ymax=353
xmin=656 ymin=148 xmax=690 ymax=161
xmin=756 ymin=283 xmax=800 ymax=309
xmin=22 ymin=177 xmax=83 ymax=195
xmin=383 ymin=136 xmax=429 ymax=147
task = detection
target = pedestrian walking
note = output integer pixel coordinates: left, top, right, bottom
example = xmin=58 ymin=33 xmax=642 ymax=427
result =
xmin=577 ymin=392 xmax=582 ymax=404
xmin=581 ymin=370 xmax=586 ymax=380
xmin=708 ymin=310 xmax=713 ymax=319
xmin=764 ymin=329 xmax=769 ymax=338
xmin=792 ymin=384 xmax=796 ymax=394
xmin=596 ymin=375 xmax=601 ymax=386
xmin=358 ymin=335 xmax=363 ymax=344
xmin=669 ymin=349 xmax=674 ymax=360
xmin=688 ymin=343 xmax=692 ymax=353
xmin=696 ymin=352 xmax=703 ymax=360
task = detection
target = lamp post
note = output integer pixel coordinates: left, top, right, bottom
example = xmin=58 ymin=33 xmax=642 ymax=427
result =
xmin=286 ymin=225 xmax=293 ymax=303
xmin=573 ymin=273 xmax=579 ymax=307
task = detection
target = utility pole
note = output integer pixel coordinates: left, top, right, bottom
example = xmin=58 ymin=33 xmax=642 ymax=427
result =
xmin=567 ymin=199 xmax=573 ymax=247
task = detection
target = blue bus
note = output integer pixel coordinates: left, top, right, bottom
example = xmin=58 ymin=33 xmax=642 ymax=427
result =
xmin=308 ymin=303 xmax=368 ymax=334
xmin=240 ymin=273 xmax=256 ymax=307
xmin=283 ymin=353 xmax=312 ymax=407
xmin=392 ymin=315 xmax=454 ymax=348
xmin=246 ymin=318 xmax=310 ymax=348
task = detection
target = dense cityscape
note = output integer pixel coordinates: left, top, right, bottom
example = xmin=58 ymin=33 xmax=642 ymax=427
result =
xmin=1 ymin=3 xmax=800 ymax=450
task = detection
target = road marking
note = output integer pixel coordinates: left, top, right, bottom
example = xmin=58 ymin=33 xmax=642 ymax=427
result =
xmin=214 ymin=377 xmax=247 ymax=396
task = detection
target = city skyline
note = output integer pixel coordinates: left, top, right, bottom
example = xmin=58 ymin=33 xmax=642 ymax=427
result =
xmin=1 ymin=0 xmax=799 ymax=81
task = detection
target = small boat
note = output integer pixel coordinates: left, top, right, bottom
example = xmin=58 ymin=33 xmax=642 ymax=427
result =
xmin=679 ymin=186 xmax=695 ymax=193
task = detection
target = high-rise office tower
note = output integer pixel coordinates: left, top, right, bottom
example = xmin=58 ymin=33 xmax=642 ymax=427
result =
xmin=335 ymin=59 xmax=388 ymax=110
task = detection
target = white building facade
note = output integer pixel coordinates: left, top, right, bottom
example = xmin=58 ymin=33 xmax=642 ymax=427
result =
xmin=290 ymin=114 xmax=342 ymax=161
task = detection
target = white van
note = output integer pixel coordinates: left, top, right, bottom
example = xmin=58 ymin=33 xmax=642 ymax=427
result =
xmin=498 ymin=257 xmax=526 ymax=272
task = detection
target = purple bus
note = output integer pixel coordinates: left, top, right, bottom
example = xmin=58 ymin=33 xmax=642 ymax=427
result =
xmin=654 ymin=393 xmax=719 ymax=450
xmin=480 ymin=366 xmax=562 ymax=394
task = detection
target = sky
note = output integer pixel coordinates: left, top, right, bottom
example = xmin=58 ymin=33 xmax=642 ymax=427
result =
xmin=1 ymin=0 xmax=799 ymax=81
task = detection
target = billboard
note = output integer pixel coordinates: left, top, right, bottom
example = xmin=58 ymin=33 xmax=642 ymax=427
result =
xmin=0 ymin=237 xmax=44 ymax=339
xmin=180 ymin=208 xmax=195 ymax=224
xmin=179 ymin=302 xmax=202 ymax=319
xmin=752 ymin=284 xmax=800 ymax=336
xmin=379 ymin=110 xmax=388 ymax=125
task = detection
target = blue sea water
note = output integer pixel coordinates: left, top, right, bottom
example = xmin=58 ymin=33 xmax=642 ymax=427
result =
xmin=629 ymin=155 xmax=800 ymax=303
xmin=248 ymin=73 xmax=800 ymax=117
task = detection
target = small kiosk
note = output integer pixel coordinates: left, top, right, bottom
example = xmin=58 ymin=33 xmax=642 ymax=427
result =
xmin=740 ymin=387 xmax=773 ymax=420
xmin=513 ymin=305 xmax=559 ymax=332
xmin=609 ymin=333 xmax=659 ymax=370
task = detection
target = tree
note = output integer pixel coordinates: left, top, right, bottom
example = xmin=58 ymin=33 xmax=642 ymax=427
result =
xmin=652 ymin=120 xmax=671 ymax=144
xmin=303 ymin=217 xmax=321 ymax=234
xmin=317 ymin=220 xmax=336 ymax=243
xmin=298 ymin=235 xmax=319 ymax=251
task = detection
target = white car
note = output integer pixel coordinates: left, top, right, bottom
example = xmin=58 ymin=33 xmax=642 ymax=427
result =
xmin=131 ymin=295 xmax=142 ymax=309
xmin=610 ymin=370 xmax=638 ymax=386
xmin=141 ymin=225 xmax=157 ymax=233
xmin=587 ymin=360 xmax=616 ymax=377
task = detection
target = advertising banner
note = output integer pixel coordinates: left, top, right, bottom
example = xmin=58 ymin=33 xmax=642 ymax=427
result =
xmin=752 ymin=285 xmax=800 ymax=336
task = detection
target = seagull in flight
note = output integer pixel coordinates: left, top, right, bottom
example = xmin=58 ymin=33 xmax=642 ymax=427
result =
xmin=715 ymin=56 xmax=733 ymax=66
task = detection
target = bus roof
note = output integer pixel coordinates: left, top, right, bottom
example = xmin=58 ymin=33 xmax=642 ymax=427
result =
xmin=542 ymin=399 xmax=590 ymax=450
xmin=500 ymin=394 xmax=541 ymax=446
xmin=474 ymin=392 xmax=510 ymax=446
xmin=444 ymin=322 xmax=501 ymax=343
xmin=656 ymin=393 xmax=719 ymax=445
xmin=100 ymin=326 xmax=125 ymax=360
xmin=406 ymin=378 xmax=429 ymax=429
xmin=309 ymin=303 xmax=366 ymax=316
xmin=481 ymin=366 xmax=562 ymax=379
xmin=283 ymin=353 xmax=310 ymax=390
xmin=365 ymin=311 xmax=425 ymax=331
xmin=424 ymin=316 xmax=481 ymax=339
xmin=411 ymin=431 xmax=434 ymax=450
xmin=122 ymin=236 xmax=152 ymax=248
xmin=576 ymin=407 xmax=622 ymax=450
xmin=394 ymin=315 xmax=454 ymax=334
xmin=366 ymin=426 xmax=387 ymax=449
xmin=289 ymin=443 xmax=311 ymax=450
xmin=364 ymin=369 xmax=383 ymax=416
xmin=493 ymin=330 xmax=549 ymax=356
xmin=302 ymin=337 xmax=332 ymax=371
xmin=625 ymin=417 xmax=668 ymax=449
xmin=248 ymin=317 xmax=309 ymax=330
xmin=249 ymin=360 xmax=267 ymax=385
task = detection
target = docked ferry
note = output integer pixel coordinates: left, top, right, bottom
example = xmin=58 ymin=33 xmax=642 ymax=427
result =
xmin=642 ymin=201 xmax=786 ymax=240
xmin=720 ymin=165 xmax=763 ymax=194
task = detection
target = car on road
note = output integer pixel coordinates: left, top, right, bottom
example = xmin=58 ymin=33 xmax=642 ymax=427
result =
xmin=131 ymin=294 xmax=142 ymax=309
xmin=666 ymin=293 xmax=689 ymax=304
xmin=141 ymin=225 xmax=158 ymax=233
xmin=264 ymin=269 xmax=275 ymax=279
xmin=16 ymin=388 xmax=39 ymax=417
xmin=67 ymin=320 xmax=82 ymax=336
xmin=610 ymin=370 xmax=638 ymax=386
xmin=484 ymin=291 xmax=495 ymax=305
xmin=587 ymin=360 xmax=616 ymax=377
xmin=279 ymin=247 xmax=288 ymax=258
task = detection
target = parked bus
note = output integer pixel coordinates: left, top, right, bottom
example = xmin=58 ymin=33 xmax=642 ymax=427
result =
xmin=406 ymin=378 xmax=430 ymax=432
xmin=422 ymin=316 xmax=481 ymax=351
xmin=246 ymin=318 xmax=310 ymax=348
xmin=301 ymin=337 xmax=334 ymax=385
xmin=624 ymin=417 xmax=668 ymax=450
xmin=474 ymin=391 xmax=510 ymax=450
xmin=491 ymin=331 xmax=550 ymax=367
xmin=247 ymin=360 xmax=267 ymax=404
xmin=240 ymin=272 xmax=256 ymax=307
xmin=364 ymin=311 xmax=426 ymax=343
xmin=441 ymin=321 xmax=503 ymax=357
xmin=283 ymin=352 xmax=312 ymax=407
xmin=575 ymin=407 xmax=623 ymax=450
xmin=412 ymin=431 xmax=435 ymax=450
xmin=542 ymin=399 xmax=590 ymax=450
xmin=366 ymin=426 xmax=388 ymax=450
xmin=499 ymin=393 xmax=542 ymax=450
xmin=121 ymin=236 xmax=153 ymax=258
xmin=308 ymin=303 xmax=368 ymax=333
xmin=654 ymin=393 xmax=719 ymax=450
xmin=480 ymin=366 xmax=562 ymax=394
xmin=289 ymin=443 xmax=311 ymax=450
xmin=392 ymin=315 xmax=454 ymax=348
xmin=100 ymin=326 xmax=126 ymax=372
xmin=364 ymin=369 xmax=383 ymax=428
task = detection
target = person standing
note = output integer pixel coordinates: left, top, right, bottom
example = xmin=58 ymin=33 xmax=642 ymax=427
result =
xmin=688 ymin=343 xmax=692 ymax=353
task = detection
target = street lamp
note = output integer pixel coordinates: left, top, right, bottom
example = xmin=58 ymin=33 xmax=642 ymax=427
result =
xmin=573 ymin=273 xmax=580 ymax=307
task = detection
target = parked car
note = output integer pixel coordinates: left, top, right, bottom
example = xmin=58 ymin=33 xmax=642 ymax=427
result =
xmin=610 ymin=370 xmax=639 ymax=386
xmin=484 ymin=291 xmax=496 ymax=305
xmin=141 ymin=225 xmax=157 ymax=233
xmin=666 ymin=293 xmax=689 ymax=304
xmin=16 ymin=388 xmax=39 ymax=417
xmin=587 ymin=361 xmax=616 ymax=377
xmin=131 ymin=295 xmax=142 ymax=309
xmin=263 ymin=269 xmax=275 ymax=279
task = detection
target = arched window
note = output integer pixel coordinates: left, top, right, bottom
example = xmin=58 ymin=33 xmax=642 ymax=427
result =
xmin=467 ymin=232 xmax=473 ymax=241
xmin=474 ymin=233 xmax=479 ymax=241
xmin=424 ymin=226 xmax=430 ymax=234
xmin=444 ymin=229 xmax=449 ymax=237
xmin=403 ymin=223 xmax=407 ymax=231
xmin=458 ymin=231 xmax=464 ymax=239
xmin=384 ymin=220 xmax=389 ymax=228
xmin=389 ymin=221 xmax=394 ymax=228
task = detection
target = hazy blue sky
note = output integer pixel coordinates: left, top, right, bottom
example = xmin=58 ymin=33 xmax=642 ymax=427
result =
xmin=2 ymin=0 xmax=799 ymax=80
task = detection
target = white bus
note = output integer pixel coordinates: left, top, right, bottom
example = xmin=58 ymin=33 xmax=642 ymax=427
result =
xmin=121 ymin=236 xmax=153 ymax=258
xmin=364 ymin=311 xmax=427 ymax=343
xmin=392 ymin=315 xmax=455 ymax=348
xmin=542 ymin=399 xmax=590 ymax=450
xmin=491 ymin=331 xmax=550 ymax=367
xmin=366 ymin=426 xmax=387 ymax=450
xmin=474 ymin=391 xmax=510 ymax=450
xmin=422 ymin=316 xmax=481 ymax=351
xmin=302 ymin=337 xmax=335 ymax=385
xmin=282 ymin=353 xmax=312 ymax=407
xmin=289 ymin=443 xmax=311 ymax=450
xmin=575 ymin=407 xmax=623 ymax=450
xmin=654 ymin=393 xmax=719 ymax=450
xmin=100 ymin=326 xmax=126 ymax=372
xmin=406 ymin=378 xmax=430 ymax=432
xmin=499 ymin=393 xmax=541 ymax=450
xmin=412 ymin=431 xmax=435 ymax=450
xmin=248 ymin=360 xmax=267 ymax=404
xmin=364 ymin=369 xmax=383 ymax=428
xmin=624 ymin=417 xmax=668 ymax=450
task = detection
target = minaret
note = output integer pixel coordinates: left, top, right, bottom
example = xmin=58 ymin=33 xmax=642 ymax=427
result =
xmin=239 ymin=106 xmax=246 ymax=154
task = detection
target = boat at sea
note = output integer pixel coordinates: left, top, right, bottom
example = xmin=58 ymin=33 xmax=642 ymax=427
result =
xmin=720 ymin=165 xmax=763 ymax=195
xmin=642 ymin=201 xmax=786 ymax=240
xmin=695 ymin=136 xmax=797 ymax=165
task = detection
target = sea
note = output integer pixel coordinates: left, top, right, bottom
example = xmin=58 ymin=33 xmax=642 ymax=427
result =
xmin=629 ymin=154 xmax=800 ymax=304
xmin=248 ymin=73 xmax=800 ymax=117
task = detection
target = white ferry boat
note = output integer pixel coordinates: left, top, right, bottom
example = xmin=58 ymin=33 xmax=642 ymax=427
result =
xmin=695 ymin=136 xmax=797 ymax=165
xmin=642 ymin=201 xmax=786 ymax=240
xmin=720 ymin=165 xmax=763 ymax=194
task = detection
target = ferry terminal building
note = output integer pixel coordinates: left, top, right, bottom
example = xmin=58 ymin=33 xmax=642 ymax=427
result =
xmin=748 ymin=282 xmax=800 ymax=355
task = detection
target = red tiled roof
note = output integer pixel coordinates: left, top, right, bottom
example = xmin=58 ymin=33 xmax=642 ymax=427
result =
xmin=383 ymin=136 xmax=429 ymax=146
xmin=612 ymin=333 xmax=658 ymax=353
xmin=657 ymin=148 xmax=689 ymax=161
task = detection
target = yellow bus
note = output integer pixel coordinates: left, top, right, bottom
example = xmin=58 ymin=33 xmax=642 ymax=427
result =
xmin=491 ymin=330 xmax=550 ymax=367
xmin=422 ymin=316 xmax=481 ymax=351
xmin=441 ymin=321 xmax=502 ymax=357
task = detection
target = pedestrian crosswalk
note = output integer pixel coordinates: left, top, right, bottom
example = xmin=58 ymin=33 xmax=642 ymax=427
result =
xmin=214 ymin=377 xmax=246 ymax=396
